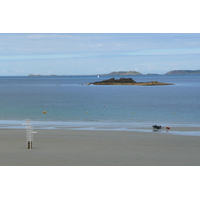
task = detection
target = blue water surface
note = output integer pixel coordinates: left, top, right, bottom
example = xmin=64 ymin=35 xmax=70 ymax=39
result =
xmin=0 ymin=75 xmax=200 ymax=130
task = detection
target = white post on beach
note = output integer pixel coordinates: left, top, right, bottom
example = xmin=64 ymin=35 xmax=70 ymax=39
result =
xmin=22 ymin=119 xmax=37 ymax=149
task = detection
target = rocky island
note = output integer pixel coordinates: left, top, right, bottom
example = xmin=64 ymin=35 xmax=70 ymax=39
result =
xmin=88 ymin=78 xmax=173 ymax=86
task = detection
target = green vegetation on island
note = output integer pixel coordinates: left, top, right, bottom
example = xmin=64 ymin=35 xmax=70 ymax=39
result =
xmin=165 ymin=70 xmax=200 ymax=75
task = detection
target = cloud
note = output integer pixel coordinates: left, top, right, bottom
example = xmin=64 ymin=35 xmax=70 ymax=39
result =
xmin=97 ymin=43 xmax=104 ymax=47
xmin=122 ymin=48 xmax=200 ymax=56
xmin=0 ymin=53 xmax=88 ymax=61
xmin=1 ymin=46 xmax=200 ymax=62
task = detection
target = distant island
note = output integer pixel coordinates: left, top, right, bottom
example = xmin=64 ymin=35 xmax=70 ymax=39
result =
xmin=28 ymin=71 xmax=142 ymax=76
xmin=28 ymin=69 xmax=200 ymax=77
xmin=101 ymin=71 xmax=142 ymax=75
xmin=165 ymin=70 xmax=200 ymax=75
xmin=28 ymin=74 xmax=63 ymax=76
xmin=103 ymin=70 xmax=200 ymax=75
xmin=88 ymin=78 xmax=173 ymax=86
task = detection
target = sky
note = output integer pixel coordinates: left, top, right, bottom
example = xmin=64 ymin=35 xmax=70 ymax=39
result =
xmin=0 ymin=33 xmax=200 ymax=75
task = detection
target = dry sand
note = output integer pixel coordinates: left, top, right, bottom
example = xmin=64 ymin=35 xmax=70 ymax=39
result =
xmin=1 ymin=128 xmax=200 ymax=166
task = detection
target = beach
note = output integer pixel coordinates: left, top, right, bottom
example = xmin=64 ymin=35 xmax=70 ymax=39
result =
xmin=1 ymin=127 xmax=200 ymax=166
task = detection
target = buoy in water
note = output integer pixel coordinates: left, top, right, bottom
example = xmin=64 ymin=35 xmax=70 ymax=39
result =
xmin=166 ymin=127 xmax=170 ymax=129
xmin=43 ymin=111 xmax=47 ymax=114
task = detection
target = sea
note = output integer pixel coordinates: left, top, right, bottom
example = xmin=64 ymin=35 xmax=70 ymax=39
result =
xmin=0 ymin=75 xmax=200 ymax=133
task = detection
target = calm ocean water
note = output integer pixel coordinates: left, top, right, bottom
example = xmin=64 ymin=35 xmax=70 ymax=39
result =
xmin=0 ymin=75 xmax=200 ymax=130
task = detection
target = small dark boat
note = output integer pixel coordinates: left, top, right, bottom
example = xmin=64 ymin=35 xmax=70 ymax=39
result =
xmin=152 ymin=125 xmax=162 ymax=130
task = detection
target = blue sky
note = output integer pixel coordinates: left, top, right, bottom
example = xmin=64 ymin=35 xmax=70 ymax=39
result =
xmin=1 ymin=33 xmax=200 ymax=75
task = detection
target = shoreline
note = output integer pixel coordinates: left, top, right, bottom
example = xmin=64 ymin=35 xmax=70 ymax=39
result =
xmin=1 ymin=128 xmax=200 ymax=166
xmin=1 ymin=119 xmax=200 ymax=136
xmin=0 ymin=120 xmax=200 ymax=136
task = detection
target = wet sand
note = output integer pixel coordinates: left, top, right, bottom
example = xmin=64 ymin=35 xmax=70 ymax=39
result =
xmin=1 ymin=128 xmax=200 ymax=166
